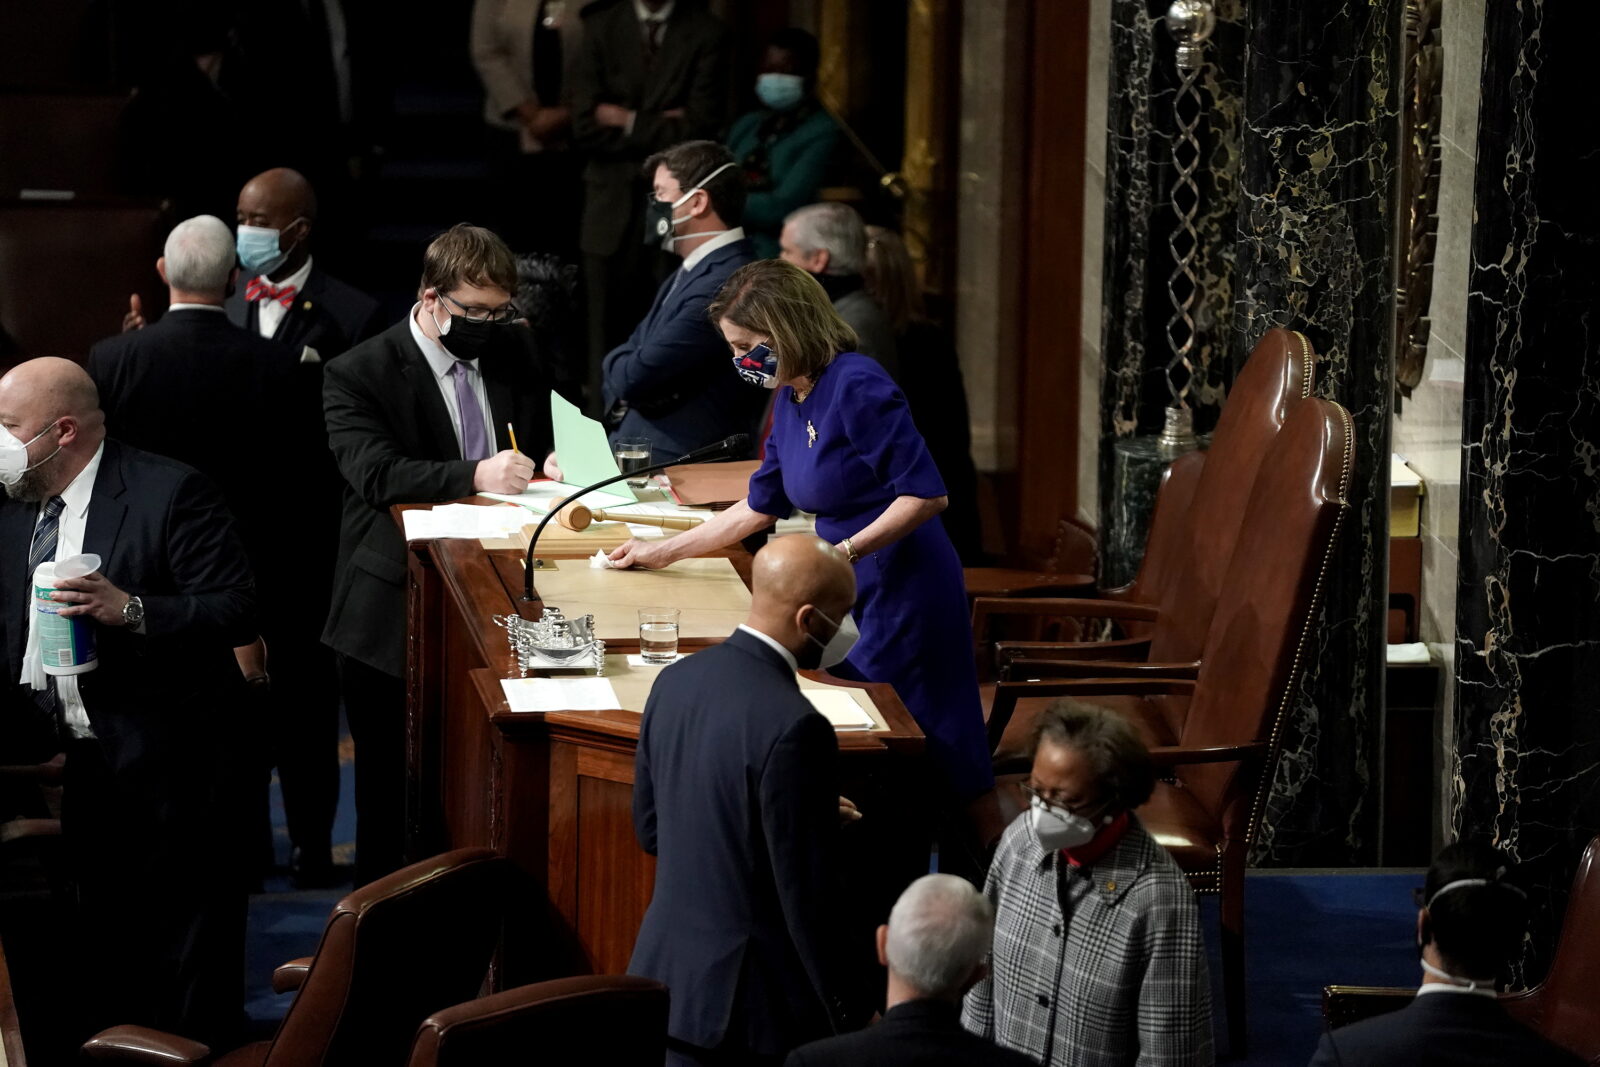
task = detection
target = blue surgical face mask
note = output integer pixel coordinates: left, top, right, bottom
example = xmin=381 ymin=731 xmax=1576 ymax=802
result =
xmin=756 ymin=72 xmax=805 ymax=111
xmin=732 ymin=342 xmax=779 ymax=389
xmin=237 ymin=222 xmax=302 ymax=276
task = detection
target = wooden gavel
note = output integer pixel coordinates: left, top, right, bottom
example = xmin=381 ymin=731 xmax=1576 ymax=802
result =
xmin=555 ymin=502 xmax=705 ymax=532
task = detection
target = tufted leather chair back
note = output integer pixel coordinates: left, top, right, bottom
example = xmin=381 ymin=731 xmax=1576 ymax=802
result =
xmin=1176 ymin=397 xmax=1353 ymax=834
xmin=265 ymin=848 xmax=509 ymax=1067
xmin=1500 ymin=835 xmax=1600 ymax=1062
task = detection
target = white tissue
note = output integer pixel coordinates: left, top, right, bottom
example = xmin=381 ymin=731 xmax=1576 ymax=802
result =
xmin=590 ymin=550 xmax=616 ymax=569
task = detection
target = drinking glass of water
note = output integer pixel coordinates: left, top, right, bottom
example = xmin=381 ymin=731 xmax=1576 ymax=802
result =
xmin=614 ymin=438 xmax=652 ymax=488
xmin=638 ymin=608 xmax=680 ymax=663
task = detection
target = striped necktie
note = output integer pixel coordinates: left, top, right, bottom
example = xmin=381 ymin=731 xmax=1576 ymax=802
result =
xmin=27 ymin=496 xmax=64 ymax=717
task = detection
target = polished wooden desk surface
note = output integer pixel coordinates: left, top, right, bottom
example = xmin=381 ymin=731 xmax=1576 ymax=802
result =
xmin=400 ymin=501 xmax=925 ymax=978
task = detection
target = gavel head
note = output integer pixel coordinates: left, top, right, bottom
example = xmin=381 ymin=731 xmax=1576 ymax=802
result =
xmin=556 ymin=502 xmax=594 ymax=531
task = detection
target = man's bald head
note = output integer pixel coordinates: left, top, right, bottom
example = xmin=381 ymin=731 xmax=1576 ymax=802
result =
xmin=0 ymin=358 xmax=104 ymax=501
xmin=239 ymin=167 xmax=318 ymax=222
xmin=0 ymin=357 xmax=101 ymax=426
xmin=746 ymin=536 xmax=856 ymax=665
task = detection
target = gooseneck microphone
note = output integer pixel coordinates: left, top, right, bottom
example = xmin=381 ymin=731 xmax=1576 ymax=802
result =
xmin=521 ymin=434 xmax=750 ymax=601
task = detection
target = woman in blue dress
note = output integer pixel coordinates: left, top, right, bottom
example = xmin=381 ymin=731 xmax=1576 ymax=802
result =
xmin=608 ymin=259 xmax=993 ymax=800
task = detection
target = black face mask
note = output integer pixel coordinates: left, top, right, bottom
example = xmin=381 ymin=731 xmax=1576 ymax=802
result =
xmin=644 ymin=196 xmax=677 ymax=248
xmin=437 ymin=313 xmax=509 ymax=362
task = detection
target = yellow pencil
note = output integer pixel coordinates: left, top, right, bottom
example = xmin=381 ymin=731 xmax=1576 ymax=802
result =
xmin=507 ymin=422 xmax=521 ymax=453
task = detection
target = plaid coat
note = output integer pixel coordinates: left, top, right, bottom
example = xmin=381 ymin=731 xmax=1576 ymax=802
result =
xmin=961 ymin=813 xmax=1214 ymax=1066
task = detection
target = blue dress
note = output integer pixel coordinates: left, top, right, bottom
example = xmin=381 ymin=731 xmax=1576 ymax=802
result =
xmin=747 ymin=353 xmax=994 ymax=799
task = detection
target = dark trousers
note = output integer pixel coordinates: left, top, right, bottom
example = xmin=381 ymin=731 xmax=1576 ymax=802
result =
xmin=63 ymin=735 xmax=247 ymax=1048
xmin=265 ymin=624 xmax=340 ymax=860
xmin=338 ymin=653 xmax=407 ymax=886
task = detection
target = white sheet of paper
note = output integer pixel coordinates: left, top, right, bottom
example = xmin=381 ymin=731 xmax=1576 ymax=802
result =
xmin=500 ymin=676 xmax=622 ymax=712
xmin=803 ymin=689 xmax=877 ymax=731
xmin=403 ymin=503 xmax=530 ymax=541
xmin=481 ymin=481 xmax=636 ymax=512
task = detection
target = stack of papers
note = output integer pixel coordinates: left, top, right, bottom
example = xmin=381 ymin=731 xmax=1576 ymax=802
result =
xmin=402 ymin=504 xmax=530 ymax=541
xmin=500 ymin=676 xmax=622 ymax=712
xmin=802 ymin=690 xmax=877 ymax=730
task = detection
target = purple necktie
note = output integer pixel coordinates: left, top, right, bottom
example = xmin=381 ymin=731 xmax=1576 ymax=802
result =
xmin=450 ymin=360 xmax=490 ymax=460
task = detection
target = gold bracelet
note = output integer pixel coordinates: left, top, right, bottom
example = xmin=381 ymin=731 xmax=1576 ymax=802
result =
xmin=840 ymin=537 xmax=860 ymax=563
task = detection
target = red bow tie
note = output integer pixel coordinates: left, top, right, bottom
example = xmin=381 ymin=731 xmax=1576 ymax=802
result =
xmin=245 ymin=276 xmax=297 ymax=307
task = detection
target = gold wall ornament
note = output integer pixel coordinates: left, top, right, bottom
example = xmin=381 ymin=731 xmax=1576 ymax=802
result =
xmin=1395 ymin=0 xmax=1442 ymax=400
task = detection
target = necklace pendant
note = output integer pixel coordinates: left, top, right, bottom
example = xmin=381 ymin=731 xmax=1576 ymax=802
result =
xmin=807 ymin=420 xmax=817 ymax=448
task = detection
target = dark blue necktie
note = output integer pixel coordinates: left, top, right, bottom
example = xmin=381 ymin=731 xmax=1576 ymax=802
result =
xmin=27 ymin=496 xmax=64 ymax=718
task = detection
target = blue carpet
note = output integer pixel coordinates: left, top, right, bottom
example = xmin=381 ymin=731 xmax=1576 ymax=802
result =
xmin=247 ymin=764 xmax=1424 ymax=1067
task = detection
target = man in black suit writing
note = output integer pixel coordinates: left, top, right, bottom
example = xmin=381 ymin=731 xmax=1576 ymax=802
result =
xmin=630 ymin=534 xmax=865 ymax=1065
xmin=786 ymin=874 xmax=1037 ymax=1067
xmin=89 ymin=213 xmax=343 ymax=887
xmin=323 ymin=223 xmax=555 ymax=884
xmin=0 ymin=357 xmax=255 ymax=1045
xmin=1308 ymin=841 xmax=1581 ymax=1066
xmin=572 ymin=0 xmax=730 ymax=402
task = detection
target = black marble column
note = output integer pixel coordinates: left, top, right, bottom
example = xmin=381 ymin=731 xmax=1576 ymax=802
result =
xmin=1452 ymin=0 xmax=1600 ymax=984
xmin=1096 ymin=0 xmax=1245 ymax=539
xmin=1235 ymin=0 xmax=1398 ymax=867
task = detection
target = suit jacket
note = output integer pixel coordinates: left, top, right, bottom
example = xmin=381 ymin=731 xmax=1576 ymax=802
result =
xmin=571 ymin=0 xmax=730 ymax=256
xmin=224 ymin=265 xmax=381 ymax=360
xmin=87 ymin=308 xmax=305 ymax=577
xmin=832 ymin=290 xmax=900 ymax=383
xmin=629 ymin=628 xmax=853 ymax=1055
xmin=0 ymin=440 xmax=256 ymax=796
xmin=471 ymin=0 xmax=585 ymax=129
xmin=600 ymin=236 xmax=762 ymax=458
xmin=322 ymin=318 xmax=554 ymax=676
xmin=1308 ymin=993 xmax=1583 ymax=1067
xmin=786 ymin=1000 xmax=1040 ymax=1067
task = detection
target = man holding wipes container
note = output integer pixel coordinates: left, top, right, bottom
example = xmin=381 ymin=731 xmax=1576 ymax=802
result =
xmin=0 ymin=357 xmax=257 ymax=1048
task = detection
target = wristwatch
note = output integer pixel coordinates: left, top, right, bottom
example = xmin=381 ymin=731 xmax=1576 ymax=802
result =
xmin=122 ymin=595 xmax=145 ymax=627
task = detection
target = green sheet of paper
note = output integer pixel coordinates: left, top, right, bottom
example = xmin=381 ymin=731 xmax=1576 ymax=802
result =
xmin=551 ymin=392 xmax=638 ymax=501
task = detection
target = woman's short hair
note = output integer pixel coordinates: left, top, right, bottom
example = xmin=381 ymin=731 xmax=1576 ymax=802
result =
xmin=863 ymin=225 xmax=924 ymax=332
xmin=419 ymin=223 xmax=518 ymax=299
xmin=769 ymin=27 xmax=821 ymax=83
xmin=1029 ymin=699 xmax=1156 ymax=811
xmin=708 ymin=259 xmax=859 ymax=382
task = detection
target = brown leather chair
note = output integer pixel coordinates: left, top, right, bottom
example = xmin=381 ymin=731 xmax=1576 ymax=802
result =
xmin=962 ymin=514 xmax=1099 ymax=601
xmin=972 ymin=327 xmax=1316 ymax=755
xmin=1324 ymin=834 xmax=1600 ymax=1064
xmin=0 ymin=198 xmax=168 ymax=369
xmin=406 ymin=976 xmax=669 ymax=1067
xmin=0 ymin=930 xmax=26 ymax=1067
xmin=81 ymin=848 xmax=510 ymax=1066
xmin=985 ymin=396 xmax=1355 ymax=1056
xmin=0 ymin=93 xmax=128 ymax=196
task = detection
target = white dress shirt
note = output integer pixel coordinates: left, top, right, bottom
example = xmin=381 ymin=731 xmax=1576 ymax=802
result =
xmin=1415 ymin=981 xmax=1497 ymax=999
xmin=633 ymin=0 xmax=674 ymax=39
xmin=736 ymin=623 xmax=797 ymax=672
xmin=252 ymin=255 xmax=315 ymax=340
xmin=408 ymin=303 xmax=498 ymax=459
xmin=677 ymin=226 xmax=745 ymax=274
xmin=166 ymin=303 xmax=227 ymax=314
xmin=33 ymin=441 xmax=105 ymax=738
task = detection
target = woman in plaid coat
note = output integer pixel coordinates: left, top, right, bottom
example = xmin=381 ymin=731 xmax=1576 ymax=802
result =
xmin=962 ymin=702 xmax=1214 ymax=1066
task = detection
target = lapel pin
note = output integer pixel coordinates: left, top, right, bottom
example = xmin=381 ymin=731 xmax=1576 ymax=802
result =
xmin=303 ymin=300 xmax=313 ymax=310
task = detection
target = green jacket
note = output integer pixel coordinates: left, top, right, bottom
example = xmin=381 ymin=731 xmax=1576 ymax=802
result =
xmin=726 ymin=105 xmax=840 ymax=258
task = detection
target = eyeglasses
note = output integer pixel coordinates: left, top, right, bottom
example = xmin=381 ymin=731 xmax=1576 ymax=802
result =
xmin=437 ymin=290 xmax=519 ymax=324
xmin=1021 ymin=781 xmax=1107 ymax=820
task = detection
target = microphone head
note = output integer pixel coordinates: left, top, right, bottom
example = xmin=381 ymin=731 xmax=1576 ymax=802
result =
xmin=720 ymin=433 xmax=750 ymax=453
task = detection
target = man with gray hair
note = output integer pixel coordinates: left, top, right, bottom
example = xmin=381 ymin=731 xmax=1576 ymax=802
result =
xmin=779 ymin=202 xmax=899 ymax=380
xmin=785 ymin=874 xmax=1037 ymax=1066
xmin=88 ymin=216 xmax=314 ymax=887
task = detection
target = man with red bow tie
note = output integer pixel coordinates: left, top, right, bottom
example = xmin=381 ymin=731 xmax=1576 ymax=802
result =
xmin=90 ymin=214 xmax=345 ymax=890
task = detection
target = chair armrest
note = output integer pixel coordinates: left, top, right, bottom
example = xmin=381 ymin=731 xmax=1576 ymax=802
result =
xmin=995 ymin=637 xmax=1152 ymax=666
xmin=0 ymin=817 xmax=62 ymax=845
xmin=973 ymin=597 xmax=1161 ymax=623
xmin=272 ymin=957 xmax=314 ymax=994
xmin=0 ymin=752 xmax=66 ymax=784
xmin=1321 ymin=985 xmax=1416 ymax=1029
xmin=1004 ymin=657 xmax=1199 ymax=682
xmin=1147 ymin=742 xmax=1267 ymax=768
xmin=992 ymin=677 xmax=1197 ymax=698
xmin=82 ymin=1026 xmax=212 ymax=1065
xmin=963 ymin=568 xmax=1097 ymax=599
